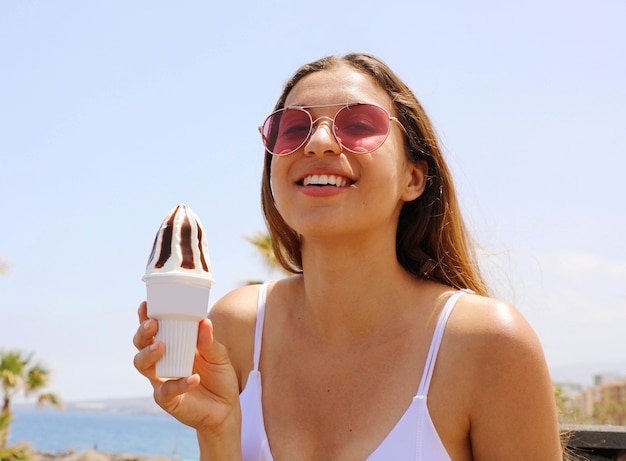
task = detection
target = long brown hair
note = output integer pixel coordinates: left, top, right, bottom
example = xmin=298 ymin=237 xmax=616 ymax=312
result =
xmin=260 ymin=53 xmax=489 ymax=296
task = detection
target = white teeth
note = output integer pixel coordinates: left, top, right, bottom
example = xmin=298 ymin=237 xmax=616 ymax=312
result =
xmin=303 ymin=174 xmax=348 ymax=187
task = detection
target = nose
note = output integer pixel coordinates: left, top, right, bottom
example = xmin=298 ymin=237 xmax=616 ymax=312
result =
xmin=303 ymin=116 xmax=342 ymax=157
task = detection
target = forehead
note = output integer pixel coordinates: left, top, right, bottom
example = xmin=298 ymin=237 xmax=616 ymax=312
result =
xmin=284 ymin=67 xmax=394 ymax=112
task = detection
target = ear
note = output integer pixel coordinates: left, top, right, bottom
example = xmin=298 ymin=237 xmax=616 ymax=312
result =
xmin=401 ymin=160 xmax=428 ymax=202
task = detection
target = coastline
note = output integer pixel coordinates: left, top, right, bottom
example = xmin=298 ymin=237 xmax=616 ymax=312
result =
xmin=9 ymin=404 xmax=198 ymax=460
xmin=31 ymin=450 xmax=175 ymax=461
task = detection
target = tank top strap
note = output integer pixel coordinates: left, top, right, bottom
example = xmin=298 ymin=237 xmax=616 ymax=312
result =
xmin=417 ymin=289 xmax=470 ymax=397
xmin=252 ymin=282 xmax=270 ymax=371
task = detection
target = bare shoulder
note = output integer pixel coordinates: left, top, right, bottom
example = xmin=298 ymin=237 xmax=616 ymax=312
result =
xmin=443 ymin=293 xmax=562 ymax=459
xmin=209 ymin=283 xmax=261 ymax=328
xmin=448 ymin=293 xmax=541 ymax=350
xmin=446 ymin=293 xmax=550 ymax=390
xmin=209 ymin=283 xmax=264 ymax=391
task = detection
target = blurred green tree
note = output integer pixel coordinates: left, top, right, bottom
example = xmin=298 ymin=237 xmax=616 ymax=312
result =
xmin=243 ymin=231 xmax=291 ymax=284
xmin=0 ymin=351 xmax=63 ymax=448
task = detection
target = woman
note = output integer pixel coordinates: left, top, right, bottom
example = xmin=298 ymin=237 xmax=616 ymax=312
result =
xmin=133 ymin=53 xmax=562 ymax=460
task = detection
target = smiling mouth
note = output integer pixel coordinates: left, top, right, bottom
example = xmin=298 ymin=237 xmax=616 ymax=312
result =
xmin=300 ymin=174 xmax=352 ymax=187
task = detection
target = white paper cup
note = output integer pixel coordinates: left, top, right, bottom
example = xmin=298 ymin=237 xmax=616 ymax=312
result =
xmin=143 ymin=274 xmax=212 ymax=378
xmin=153 ymin=318 xmax=200 ymax=378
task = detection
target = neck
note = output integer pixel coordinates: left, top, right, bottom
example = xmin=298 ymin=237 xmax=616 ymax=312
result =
xmin=294 ymin=233 xmax=425 ymax=343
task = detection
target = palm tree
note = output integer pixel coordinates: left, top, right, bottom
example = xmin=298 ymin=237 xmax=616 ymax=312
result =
xmin=0 ymin=350 xmax=63 ymax=448
xmin=243 ymin=231 xmax=291 ymax=284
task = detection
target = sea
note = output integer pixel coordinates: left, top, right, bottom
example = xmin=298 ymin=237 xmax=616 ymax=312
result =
xmin=8 ymin=408 xmax=200 ymax=460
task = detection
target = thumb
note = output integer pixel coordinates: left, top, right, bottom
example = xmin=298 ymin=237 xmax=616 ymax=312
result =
xmin=196 ymin=318 xmax=230 ymax=365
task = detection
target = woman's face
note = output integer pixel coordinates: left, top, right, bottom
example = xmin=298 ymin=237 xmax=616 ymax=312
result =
xmin=269 ymin=66 xmax=427 ymax=242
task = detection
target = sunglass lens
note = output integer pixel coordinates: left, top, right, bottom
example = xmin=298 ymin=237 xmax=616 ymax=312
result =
xmin=262 ymin=109 xmax=311 ymax=155
xmin=334 ymin=104 xmax=390 ymax=153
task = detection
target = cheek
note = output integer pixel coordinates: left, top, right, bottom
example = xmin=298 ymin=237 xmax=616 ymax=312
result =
xmin=269 ymin=160 xmax=288 ymax=207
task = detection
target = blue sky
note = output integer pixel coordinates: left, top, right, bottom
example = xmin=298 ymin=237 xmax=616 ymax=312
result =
xmin=1 ymin=0 xmax=625 ymax=401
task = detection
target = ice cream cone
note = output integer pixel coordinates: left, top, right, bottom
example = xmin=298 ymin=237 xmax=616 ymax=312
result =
xmin=154 ymin=318 xmax=200 ymax=378
xmin=142 ymin=204 xmax=214 ymax=378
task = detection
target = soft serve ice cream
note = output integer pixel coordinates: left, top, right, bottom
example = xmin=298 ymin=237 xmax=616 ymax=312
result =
xmin=143 ymin=204 xmax=214 ymax=378
xmin=144 ymin=204 xmax=213 ymax=285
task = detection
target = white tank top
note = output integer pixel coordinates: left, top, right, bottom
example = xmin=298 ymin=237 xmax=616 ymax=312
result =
xmin=240 ymin=282 xmax=466 ymax=460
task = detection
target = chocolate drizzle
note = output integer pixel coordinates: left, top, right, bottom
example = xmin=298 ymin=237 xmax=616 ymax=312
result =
xmin=180 ymin=213 xmax=195 ymax=269
xmin=146 ymin=204 xmax=211 ymax=274
xmin=197 ymin=224 xmax=209 ymax=272
xmin=154 ymin=205 xmax=178 ymax=268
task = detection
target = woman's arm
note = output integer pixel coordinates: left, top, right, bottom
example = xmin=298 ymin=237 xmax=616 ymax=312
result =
xmin=463 ymin=298 xmax=562 ymax=460
xmin=133 ymin=284 xmax=259 ymax=460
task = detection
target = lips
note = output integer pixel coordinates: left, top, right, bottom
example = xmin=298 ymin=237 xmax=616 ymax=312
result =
xmin=300 ymin=174 xmax=352 ymax=187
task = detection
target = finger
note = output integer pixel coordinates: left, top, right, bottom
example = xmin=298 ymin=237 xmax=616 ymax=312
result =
xmin=196 ymin=318 xmax=218 ymax=359
xmin=154 ymin=374 xmax=201 ymax=410
xmin=133 ymin=317 xmax=158 ymax=350
xmin=138 ymin=301 xmax=149 ymax=322
xmin=133 ymin=340 xmax=164 ymax=379
xmin=196 ymin=318 xmax=230 ymax=366
xmin=197 ymin=317 xmax=214 ymax=346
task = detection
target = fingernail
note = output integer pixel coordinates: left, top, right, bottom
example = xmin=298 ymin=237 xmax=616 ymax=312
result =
xmin=143 ymin=320 xmax=151 ymax=330
xmin=149 ymin=342 xmax=158 ymax=351
xmin=186 ymin=374 xmax=200 ymax=385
